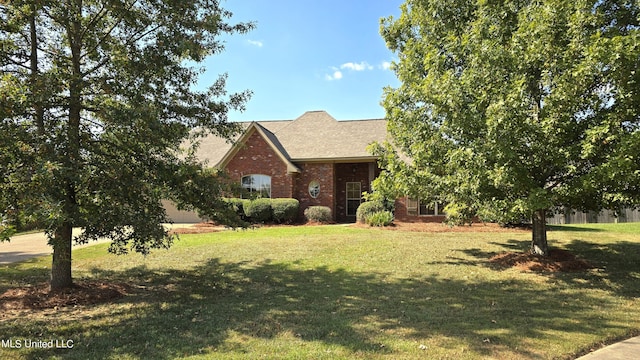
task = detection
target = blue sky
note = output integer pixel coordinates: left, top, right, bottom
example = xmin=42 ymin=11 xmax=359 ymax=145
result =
xmin=197 ymin=0 xmax=403 ymax=121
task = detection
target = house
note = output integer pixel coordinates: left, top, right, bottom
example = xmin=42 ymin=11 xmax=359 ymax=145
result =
xmin=164 ymin=110 xmax=447 ymax=223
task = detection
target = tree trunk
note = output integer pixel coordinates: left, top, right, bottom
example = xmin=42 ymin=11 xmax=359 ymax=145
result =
xmin=50 ymin=222 xmax=73 ymax=290
xmin=29 ymin=2 xmax=45 ymax=136
xmin=531 ymin=209 xmax=549 ymax=256
xmin=50 ymin=0 xmax=83 ymax=290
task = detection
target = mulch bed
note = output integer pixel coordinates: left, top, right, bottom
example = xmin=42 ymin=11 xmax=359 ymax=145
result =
xmin=352 ymin=221 xmax=530 ymax=233
xmin=169 ymin=222 xmax=222 ymax=235
xmin=0 ymin=281 xmax=129 ymax=311
xmin=489 ymin=249 xmax=594 ymax=272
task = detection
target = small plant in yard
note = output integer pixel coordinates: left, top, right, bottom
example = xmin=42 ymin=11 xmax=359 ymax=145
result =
xmin=366 ymin=210 xmax=394 ymax=227
xmin=304 ymin=206 xmax=332 ymax=223
xmin=356 ymin=200 xmax=386 ymax=223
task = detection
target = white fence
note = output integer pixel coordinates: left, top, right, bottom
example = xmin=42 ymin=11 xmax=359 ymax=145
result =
xmin=548 ymin=207 xmax=640 ymax=224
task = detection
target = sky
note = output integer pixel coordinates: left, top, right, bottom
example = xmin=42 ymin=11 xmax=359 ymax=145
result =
xmin=196 ymin=0 xmax=404 ymax=121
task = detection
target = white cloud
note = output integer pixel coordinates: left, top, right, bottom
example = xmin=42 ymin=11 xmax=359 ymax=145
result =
xmin=325 ymin=70 xmax=343 ymax=81
xmin=247 ymin=39 xmax=263 ymax=47
xmin=340 ymin=61 xmax=374 ymax=71
xmin=324 ymin=60 xmax=390 ymax=81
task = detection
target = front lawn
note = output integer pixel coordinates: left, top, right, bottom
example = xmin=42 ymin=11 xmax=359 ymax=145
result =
xmin=1 ymin=224 xmax=639 ymax=359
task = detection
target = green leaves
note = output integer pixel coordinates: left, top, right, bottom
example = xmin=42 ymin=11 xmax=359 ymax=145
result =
xmin=1 ymin=1 xmax=252 ymax=255
xmin=376 ymin=0 xmax=640 ymax=226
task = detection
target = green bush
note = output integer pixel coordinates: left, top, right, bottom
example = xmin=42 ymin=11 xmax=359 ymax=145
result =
xmin=356 ymin=200 xmax=386 ymax=223
xmin=366 ymin=210 xmax=394 ymax=227
xmin=271 ymin=198 xmax=300 ymax=224
xmin=304 ymin=206 xmax=332 ymax=223
xmin=244 ymin=198 xmax=272 ymax=223
xmin=225 ymin=198 xmax=250 ymax=220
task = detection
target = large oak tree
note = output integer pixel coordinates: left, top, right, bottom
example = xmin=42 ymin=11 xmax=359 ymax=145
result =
xmin=1 ymin=0 xmax=251 ymax=289
xmin=374 ymin=0 xmax=640 ymax=255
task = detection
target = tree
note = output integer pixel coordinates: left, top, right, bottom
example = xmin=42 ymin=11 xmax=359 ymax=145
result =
xmin=374 ymin=0 xmax=640 ymax=255
xmin=0 ymin=0 xmax=252 ymax=289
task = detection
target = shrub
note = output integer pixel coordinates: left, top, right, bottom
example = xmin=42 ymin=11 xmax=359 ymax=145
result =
xmin=366 ymin=210 xmax=394 ymax=227
xmin=271 ymin=198 xmax=300 ymax=224
xmin=304 ymin=206 xmax=332 ymax=223
xmin=244 ymin=198 xmax=272 ymax=223
xmin=356 ymin=200 xmax=386 ymax=223
xmin=225 ymin=198 xmax=250 ymax=220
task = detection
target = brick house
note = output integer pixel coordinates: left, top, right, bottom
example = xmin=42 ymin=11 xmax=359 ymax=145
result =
xmin=165 ymin=110 xmax=446 ymax=223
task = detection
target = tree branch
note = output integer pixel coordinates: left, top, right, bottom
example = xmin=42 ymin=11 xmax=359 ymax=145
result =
xmin=2 ymin=56 xmax=31 ymax=71
xmin=79 ymin=0 xmax=139 ymax=66
xmin=79 ymin=2 xmax=109 ymax=41
xmin=81 ymin=56 xmax=111 ymax=77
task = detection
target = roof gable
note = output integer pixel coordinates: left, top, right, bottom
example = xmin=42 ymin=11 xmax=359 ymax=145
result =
xmin=217 ymin=122 xmax=300 ymax=173
xmin=271 ymin=111 xmax=388 ymax=161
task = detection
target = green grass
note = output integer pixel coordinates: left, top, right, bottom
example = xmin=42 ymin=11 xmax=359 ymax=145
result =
xmin=1 ymin=224 xmax=639 ymax=359
xmin=550 ymin=221 xmax=640 ymax=234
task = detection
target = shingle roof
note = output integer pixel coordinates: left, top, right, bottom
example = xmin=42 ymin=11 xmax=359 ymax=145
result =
xmin=194 ymin=111 xmax=389 ymax=166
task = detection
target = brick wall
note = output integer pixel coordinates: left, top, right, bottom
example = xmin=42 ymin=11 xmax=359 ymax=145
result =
xmin=223 ymin=130 xmax=397 ymax=223
xmin=224 ymin=130 xmax=293 ymax=198
xmin=293 ymin=163 xmax=335 ymax=221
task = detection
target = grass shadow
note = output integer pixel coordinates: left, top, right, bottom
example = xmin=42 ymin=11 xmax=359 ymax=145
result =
xmin=562 ymin=239 xmax=640 ymax=298
xmin=4 ymin=257 xmax=629 ymax=359
xmin=548 ymin=225 xmax=606 ymax=233
xmin=0 ymin=258 xmax=51 ymax=294
xmin=451 ymin=239 xmax=530 ymax=267
xmin=459 ymin=236 xmax=640 ymax=300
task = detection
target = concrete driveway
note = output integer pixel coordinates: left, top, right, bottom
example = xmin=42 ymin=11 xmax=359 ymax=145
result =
xmin=0 ymin=224 xmax=197 ymax=265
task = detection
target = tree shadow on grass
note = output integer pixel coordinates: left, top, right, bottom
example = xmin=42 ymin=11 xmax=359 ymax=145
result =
xmin=5 ymin=257 xmax=631 ymax=360
xmin=446 ymin=239 xmax=530 ymax=268
xmin=0 ymin=257 xmax=50 ymax=293
xmin=459 ymin=236 xmax=640 ymax=299
xmin=548 ymin=225 xmax=605 ymax=233
xmin=562 ymin=239 xmax=640 ymax=298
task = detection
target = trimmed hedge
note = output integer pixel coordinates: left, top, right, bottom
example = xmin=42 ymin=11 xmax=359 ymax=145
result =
xmin=366 ymin=210 xmax=394 ymax=227
xmin=225 ymin=198 xmax=250 ymax=220
xmin=224 ymin=198 xmax=299 ymax=224
xmin=271 ymin=198 xmax=299 ymax=224
xmin=243 ymin=198 xmax=272 ymax=223
xmin=356 ymin=200 xmax=386 ymax=223
xmin=304 ymin=206 xmax=332 ymax=223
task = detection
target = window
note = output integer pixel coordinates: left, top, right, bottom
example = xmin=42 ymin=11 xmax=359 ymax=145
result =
xmin=308 ymin=180 xmax=320 ymax=199
xmin=407 ymin=198 xmax=447 ymax=216
xmin=241 ymin=174 xmax=271 ymax=198
xmin=346 ymin=182 xmax=361 ymax=216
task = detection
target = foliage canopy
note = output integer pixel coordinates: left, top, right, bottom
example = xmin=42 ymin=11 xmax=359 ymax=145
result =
xmin=374 ymin=0 xmax=640 ymax=254
xmin=0 ymin=0 xmax=252 ymax=288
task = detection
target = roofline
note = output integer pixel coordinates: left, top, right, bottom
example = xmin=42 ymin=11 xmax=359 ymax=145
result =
xmin=216 ymin=123 xmax=301 ymax=173
xmin=291 ymin=156 xmax=380 ymax=163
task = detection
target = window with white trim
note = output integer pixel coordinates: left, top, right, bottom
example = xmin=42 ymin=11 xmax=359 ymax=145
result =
xmin=346 ymin=182 xmax=361 ymax=216
xmin=241 ymin=174 xmax=271 ymax=198
xmin=407 ymin=198 xmax=447 ymax=216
